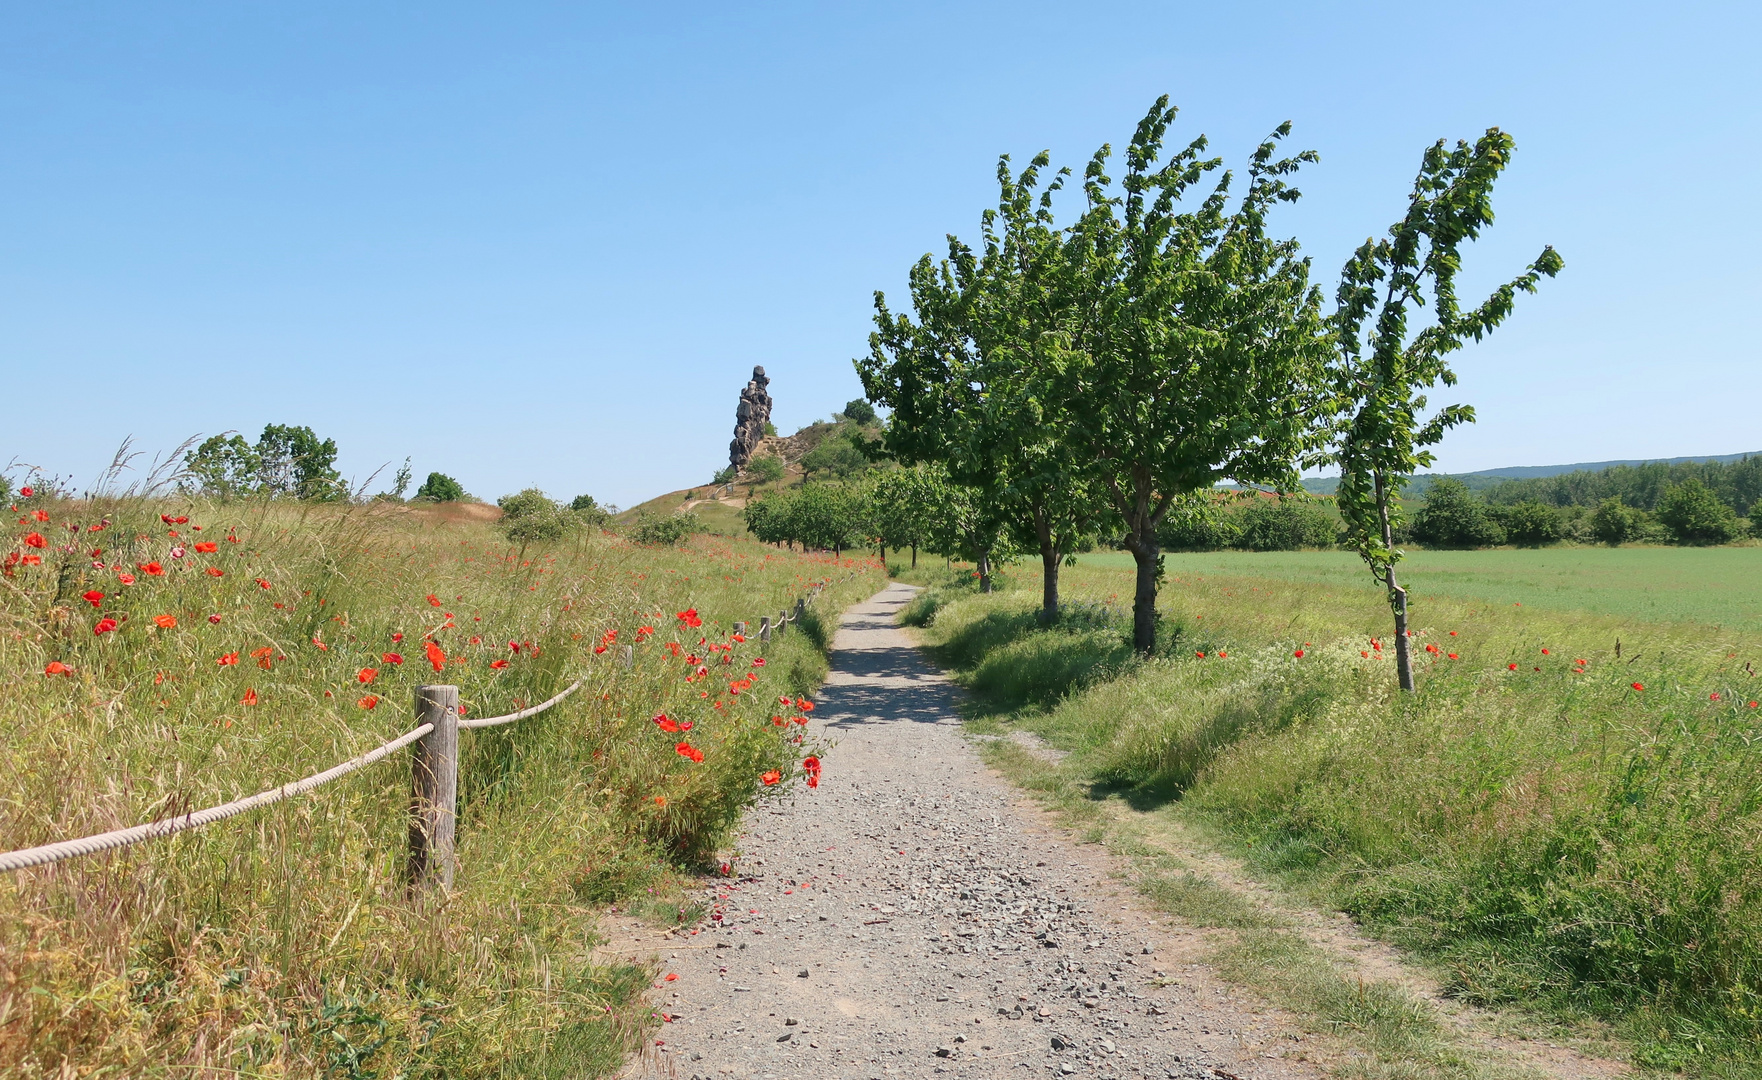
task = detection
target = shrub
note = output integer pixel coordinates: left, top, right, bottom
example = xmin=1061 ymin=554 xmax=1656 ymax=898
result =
xmin=1657 ymin=479 xmax=1745 ymax=544
xmin=1590 ymin=497 xmax=1637 ymax=545
xmin=1411 ymin=478 xmax=1506 ymax=548
xmin=415 ymin=472 xmax=467 ymax=502
xmin=800 ymin=437 xmax=869 ymax=480
xmin=496 ymin=488 xmax=573 ymax=545
xmin=840 ymin=399 xmax=878 ymax=425
xmin=1235 ymin=496 xmax=1338 ymax=551
xmin=629 ymin=510 xmax=698 ymax=545
xmin=1158 ymin=498 xmax=1242 ymax=551
xmin=747 ymin=455 xmax=785 ymax=484
xmin=1490 ymin=500 xmax=1562 ymax=547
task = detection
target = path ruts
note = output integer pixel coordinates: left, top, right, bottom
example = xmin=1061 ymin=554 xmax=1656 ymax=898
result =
xmin=620 ymin=583 xmax=1318 ymax=1080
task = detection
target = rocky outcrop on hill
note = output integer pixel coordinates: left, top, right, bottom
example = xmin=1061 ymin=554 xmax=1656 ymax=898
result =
xmin=728 ymin=366 xmax=773 ymax=471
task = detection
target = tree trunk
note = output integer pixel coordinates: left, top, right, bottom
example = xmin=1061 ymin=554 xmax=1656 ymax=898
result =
xmin=1376 ymin=471 xmax=1416 ymax=692
xmin=977 ymin=551 xmax=992 ymax=593
xmin=880 ymin=542 xmax=887 ymax=565
xmin=911 ymin=544 xmax=917 ymax=569
xmin=1036 ymin=508 xmax=1060 ymax=624
xmin=1129 ymin=540 xmax=1158 ymax=654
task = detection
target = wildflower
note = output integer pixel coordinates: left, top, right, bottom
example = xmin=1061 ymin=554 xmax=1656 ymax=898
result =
xmin=1632 ymin=682 xmax=1645 ymax=692
xmin=654 ymin=796 xmax=668 ymax=807
xmin=637 ymin=626 xmax=654 ymax=638
xmin=732 ymin=633 xmax=746 ymax=643
xmin=779 ymin=695 xmax=793 ymax=705
xmin=208 ymin=614 xmax=222 ymax=624
xmin=1447 ymin=653 xmax=1459 ymax=660
xmin=1448 ymin=631 xmax=1457 ymax=636
xmin=170 ymin=545 xmax=186 ymax=559
xmin=174 ymin=516 xmax=188 ymax=525
xmin=676 ymin=741 xmax=705 ymax=763
xmin=752 ymin=657 xmax=766 ymax=667
xmin=594 ymin=645 xmax=608 ymax=654
xmin=160 ymin=514 xmax=175 ymax=524
xmin=1196 ymin=651 xmax=1206 ymax=658
xmin=653 ymin=713 xmax=681 ymax=733
xmin=31 ymin=509 xmax=48 ymax=523
xmin=218 ymin=652 xmax=239 ymax=666
xmin=139 ymin=562 xmax=165 ymax=576
xmin=44 ymin=661 xmax=72 ymax=677
xmin=19 ymin=554 xmax=40 ymax=566
xmin=153 ymin=614 xmax=177 ymax=629
xmin=1540 ymin=648 xmax=1550 ymax=655
xmin=486 ymin=658 xmax=507 ymax=670
xmin=94 ymin=617 xmax=118 ymax=635
xmin=206 ymin=566 xmax=224 ymax=577
xmin=761 ymin=770 xmax=782 ymax=786
xmin=242 ymin=688 xmax=258 ymax=706
xmin=427 ymin=593 xmax=441 ymax=607
xmin=1293 ymin=649 xmax=1305 ymax=658
xmin=1710 ymin=692 xmax=1721 ymax=701
xmin=23 ymin=532 xmax=47 ymax=549
xmin=796 ymin=698 xmax=814 ymax=712
xmin=1508 ymin=663 xmax=1518 ymax=671
xmin=357 ymin=667 xmax=377 ymax=684
xmin=81 ymin=589 xmax=104 ymax=607
xmin=19 ymin=486 xmax=32 ymax=497
xmin=253 ymin=578 xmax=271 ymax=590
xmin=425 ymin=640 xmax=445 ymax=672
xmin=392 ymin=632 xmax=404 ymax=642
xmin=677 ymin=608 xmax=703 ymax=628
xmin=1750 ymin=701 xmax=1759 ymax=709
xmin=251 ymin=646 xmax=275 ymax=669
xmin=194 ymin=541 xmax=218 ymax=553
xmin=358 ymin=694 xmax=380 ymax=709
xmin=1217 ymin=651 xmax=1227 ymax=658
xmin=1361 ymin=650 xmax=1369 ymax=658
xmin=665 ymin=973 xmax=678 ymax=982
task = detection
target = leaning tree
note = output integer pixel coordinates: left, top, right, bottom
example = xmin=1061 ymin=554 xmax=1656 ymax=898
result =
xmin=1328 ymin=128 xmax=1562 ymax=690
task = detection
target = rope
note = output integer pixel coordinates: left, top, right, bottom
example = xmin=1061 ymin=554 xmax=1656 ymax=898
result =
xmin=459 ymin=673 xmax=589 ymax=730
xmin=0 ymin=572 xmax=857 ymax=874
xmin=0 ymin=723 xmax=434 ymax=874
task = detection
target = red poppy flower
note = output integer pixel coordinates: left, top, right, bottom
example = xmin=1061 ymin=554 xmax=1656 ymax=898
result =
xmin=1293 ymin=649 xmax=1305 ymax=658
xmin=676 ymin=608 xmax=703 ymax=628
xmin=161 ymin=514 xmax=175 ymax=524
xmin=490 ymin=659 xmax=509 ymax=669
xmin=676 ymin=741 xmax=704 ymax=763
xmin=380 ymin=652 xmax=402 ymax=665
xmin=760 ymin=770 xmax=782 ymax=786
xmin=1196 ymin=651 xmax=1207 ymax=658
xmin=208 ymin=614 xmax=222 ymax=624
xmin=31 ymin=509 xmax=49 ymax=523
xmin=796 ymin=698 xmax=814 ymax=712
xmin=1631 ymin=682 xmax=1644 ymax=692
xmin=358 ymin=694 xmax=380 ymax=710
xmin=44 ymin=661 xmax=72 ymax=677
xmin=732 ymin=633 xmax=746 ymax=643
xmin=427 ymin=593 xmax=441 ymax=607
xmin=752 ymin=657 xmax=766 ymax=667
xmin=357 ymin=667 xmax=378 ymax=684
xmin=1540 ymin=648 xmax=1550 ymax=655
xmin=153 ymin=614 xmax=177 ymax=629
xmin=252 ymin=578 xmax=270 ymax=589
xmin=1447 ymin=652 xmax=1459 ymax=660
xmin=653 ymin=713 xmax=681 ymax=733
xmin=241 ymin=688 xmax=259 ymax=706
xmin=81 ymin=589 xmax=104 ymax=607
xmin=391 ymin=632 xmax=404 ymax=643
xmin=138 ymin=561 xmax=165 ymax=576
xmin=594 ymin=645 xmax=607 ymax=654
xmin=1710 ymin=692 xmax=1721 ymax=701
xmin=205 ymin=566 xmax=224 ymax=578
xmin=218 ymin=651 xmax=239 ymax=666
xmin=1750 ymin=701 xmax=1759 ymax=708
xmin=19 ymin=486 xmax=32 ymax=497
xmin=93 ymin=617 xmax=118 ymax=635
xmin=425 ymin=640 xmax=446 ymax=673
xmin=194 ymin=541 xmax=218 ymax=554
xmin=23 ymin=532 xmax=47 ymax=549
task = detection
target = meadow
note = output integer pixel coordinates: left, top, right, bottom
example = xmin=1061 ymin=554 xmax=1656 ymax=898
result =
xmin=905 ymin=547 xmax=1762 ymax=1076
xmin=0 ymin=492 xmax=883 ymax=1076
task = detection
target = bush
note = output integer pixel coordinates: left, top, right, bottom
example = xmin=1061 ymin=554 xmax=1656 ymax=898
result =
xmin=840 ymin=399 xmax=878 ymax=425
xmin=569 ymin=494 xmax=611 ymax=527
xmin=1657 ymin=479 xmax=1746 ymax=544
xmin=1235 ymin=496 xmax=1339 ymax=551
xmin=1590 ymin=497 xmax=1636 ymax=545
xmin=1490 ymin=501 xmax=1562 ymax=547
xmin=1158 ymin=499 xmax=1242 ymax=551
xmin=629 ymin=510 xmax=698 ymax=545
xmin=496 ymin=488 xmax=573 ymax=545
xmin=747 ymin=455 xmax=785 ymax=484
xmin=415 ymin=472 xmax=467 ymax=502
xmin=1411 ymin=478 xmax=1506 ymax=548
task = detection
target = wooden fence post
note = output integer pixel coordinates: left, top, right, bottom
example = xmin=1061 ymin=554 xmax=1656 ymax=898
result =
xmin=409 ymin=684 xmax=459 ymax=892
xmin=621 ymin=645 xmax=633 ymax=669
xmin=777 ymin=609 xmax=789 ymax=636
xmin=734 ymin=621 xmax=746 ymax=636
xmin=759 ymin=616 xmax=770 ymax=645
xmin=795 ymin=598 xmax=806 ymax=621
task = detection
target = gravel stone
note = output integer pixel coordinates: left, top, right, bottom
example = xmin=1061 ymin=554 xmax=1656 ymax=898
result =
xmin=624 ymin=584 xmax=1320 ymax=1080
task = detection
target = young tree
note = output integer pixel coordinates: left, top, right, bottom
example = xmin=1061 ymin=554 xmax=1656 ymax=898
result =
xmin=1058 ymin=99 xmax=1332 ymax=652
xmin=860 ymin=150 xmax=1098 ymax=618
xmin=415 ymin=472 xmax=467 ymax=502
xmin=181 ymin=434 xmax=261 ymax=498
xmin=1328 ymin=128 xmax=1562 ymax=690
xmin=256 ymin=424 xmax=342 ymax=500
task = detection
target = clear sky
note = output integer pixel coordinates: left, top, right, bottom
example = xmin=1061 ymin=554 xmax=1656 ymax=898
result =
xmin=3 ymin=2 xmax=1757 ymax=508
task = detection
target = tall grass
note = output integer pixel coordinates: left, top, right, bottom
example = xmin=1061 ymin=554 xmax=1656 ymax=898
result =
xmin=0 ymin=491 xmax=883 ymax=1075
xmin=916 ymin=559 xmax=1762 ymax=1074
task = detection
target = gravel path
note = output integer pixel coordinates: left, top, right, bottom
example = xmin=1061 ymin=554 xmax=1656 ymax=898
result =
xmin=619 ymin=583 xmax=1320 ymax=1080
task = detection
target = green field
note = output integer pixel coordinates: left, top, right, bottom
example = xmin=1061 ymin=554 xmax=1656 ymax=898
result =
xmin=1073 ymin=546 xmax=1762 ymax=634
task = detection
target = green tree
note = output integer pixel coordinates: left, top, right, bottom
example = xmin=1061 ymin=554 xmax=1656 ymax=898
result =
xmin=840 ymin=399 xmax=878 ymax=425
xmin=630 ymin=510 xmax=697 ymax=545
xmin=1492 ymin=501 xmax=1562 ymax=546
xmin=496 ymin=488 xmax=573 ymax=546
xmin=865 ymin=465 xmax=943 ymax=567
xmin=1327 ymin=128 xmax=1562 ymax=690
xmin=1156 ymin=494 xmax=1244 ymax=552
xmin=1057 ymin=100 xmax=1332 ymax=651
xmin=790 ymin=485 xmax=864 ymax=556
xmin=256 ymin=424 xmax=342 ymax=500
xmin=1590 ymin=497 xmax=1636 ymax=545
xmin=389 ymin=457 xmax=413 ymax=501
xmin=1235 ymin=495 xmax=1338 ymax=551
xmin=1656 ymin=479 xmax=1744 ymax=544
xmin=743 ymin=489 xmax=796 ymax=548
xmin=1411 ymin=478 xmax=1507 ymax=548
xmin=746 ymin=455 xmax=785 ymax=485
xmin=569 ymin=494 xmax=611 ymax=527
xmin=415 ymin=472 xmax=467 ymax=502
xmin=181 ymin=434 xmax=262 ymax=498
xmin=861 ymin=147 xmax=1099 ymax=616
xmin=799 ymin=436 xmax=868 ymax=480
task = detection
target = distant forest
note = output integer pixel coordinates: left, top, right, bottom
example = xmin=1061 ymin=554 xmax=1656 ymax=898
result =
xmin=1479 ymin=456 xmax=1762 ymax=515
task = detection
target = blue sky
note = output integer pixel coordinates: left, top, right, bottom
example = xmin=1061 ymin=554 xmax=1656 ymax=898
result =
xmin=3 ymin=1 xmax=1757 ymax=508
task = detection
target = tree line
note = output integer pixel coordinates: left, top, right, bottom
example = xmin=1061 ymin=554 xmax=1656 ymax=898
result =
xmin=857 ymin=96 xmax=1563 ymax=691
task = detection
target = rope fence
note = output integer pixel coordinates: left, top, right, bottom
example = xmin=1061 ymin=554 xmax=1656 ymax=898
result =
xmin=0 ymin=577 xmax=850 ymax=887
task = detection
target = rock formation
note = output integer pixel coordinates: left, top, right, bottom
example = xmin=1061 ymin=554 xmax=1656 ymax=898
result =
xmin=728 ymin=366 xmax=773 ymax=471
